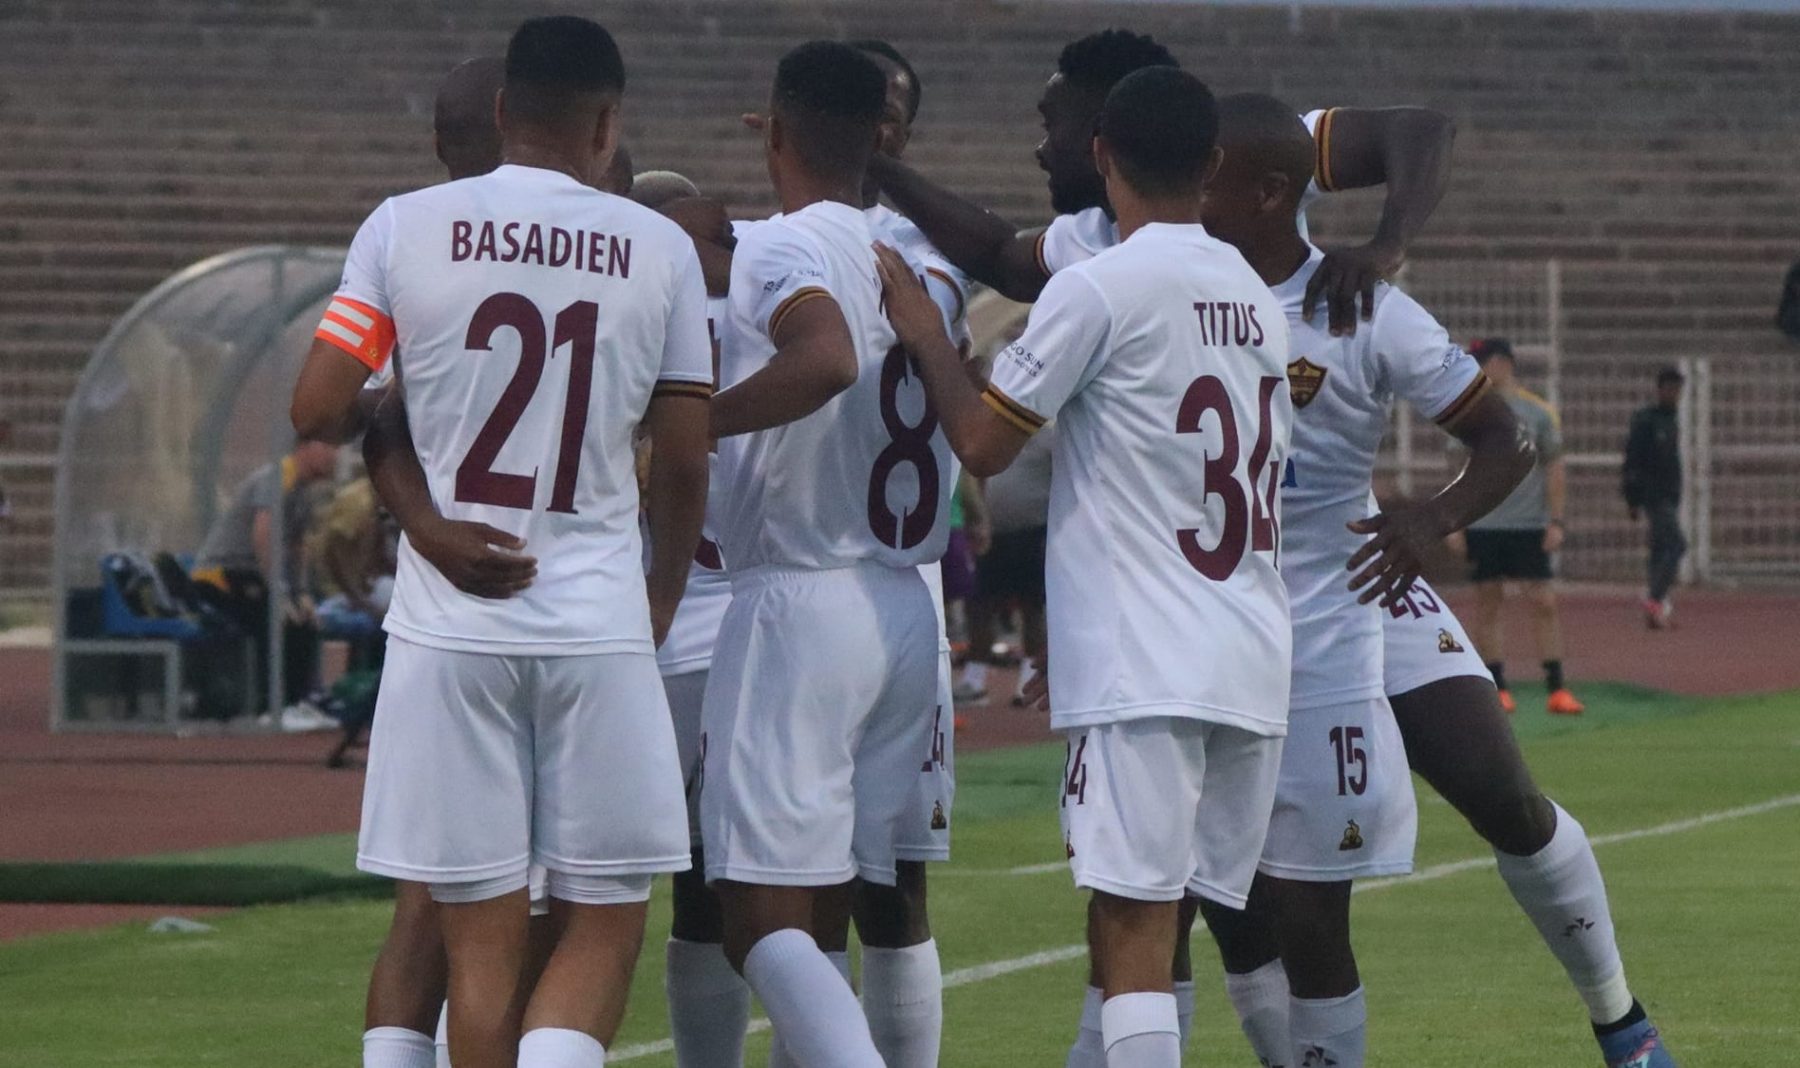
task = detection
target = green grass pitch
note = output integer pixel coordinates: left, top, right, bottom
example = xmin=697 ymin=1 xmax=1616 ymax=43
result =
xmin=2 ymin=684 xmax=1795 ymax=1066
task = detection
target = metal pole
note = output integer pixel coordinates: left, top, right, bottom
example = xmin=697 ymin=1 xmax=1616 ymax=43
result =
xmin=1692 ymin=357 xmax=1713 ymax=583
xmin=1545 ymin=259 xmax=1563 ymax=412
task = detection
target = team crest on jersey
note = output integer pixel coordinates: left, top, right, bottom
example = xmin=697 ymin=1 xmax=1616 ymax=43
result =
xmin=930 ymin=801 xmax=948 ymax=831
xmin=1437 ymin=628 xmax=1465 ymax=654
xmin=1338 ymin=819 xmax=1364 ymax=851
xmin=1287 ymin=357 xmax=1328 ymax=409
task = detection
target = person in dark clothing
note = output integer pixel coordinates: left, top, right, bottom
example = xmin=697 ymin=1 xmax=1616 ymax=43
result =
xmin=1622 ymin=366 xmax=1686 ymax=629
xmin=1777 ymin=259 xmax=1800 ymax=342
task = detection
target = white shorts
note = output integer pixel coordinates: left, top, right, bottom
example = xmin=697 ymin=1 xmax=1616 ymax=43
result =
xmin=1260 ymin=697 xmax=1417 ymax=882
xmin=359 ymin=638 xmax=691 ymax=903
xmin=895 ymin=649 xmax=955 ymax=863
xmin=700 ymin=564 xmax=938 ymax=888
xmin=1381 ymin=580 xmax=1492 ymax=696
xmin=662 ymin=668 xmax=709 ymax=846
xmin=1060 ymin=717 xmax=1283 ymax=908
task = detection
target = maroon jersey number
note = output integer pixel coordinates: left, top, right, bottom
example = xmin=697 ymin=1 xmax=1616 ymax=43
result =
xmin=867 ymin=344 xmax=941 ymax=549
xmin=1329 ymin=725 xmax=1368 ymax=796
xmin=1175 ymin=374 xmax=1284 ymax=578
xmin=455 ymin=293 xmax=600 ymax=514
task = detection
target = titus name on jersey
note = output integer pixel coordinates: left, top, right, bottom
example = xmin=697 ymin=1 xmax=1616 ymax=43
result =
xmin=986 ymin=222 xmax=1294 ymax=906
xmin=1261 ymin=245 xmax=1488 ymax=881
xmin=701 ymin=200 xmax=948 ymax=888
xmin=329 ymin=164 xmax=710 ymax=900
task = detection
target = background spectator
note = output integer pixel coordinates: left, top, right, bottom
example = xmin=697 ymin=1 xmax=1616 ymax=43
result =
xmin=1623 ymin=366 xmax=1687 ymax=629
xmin=1459 ymin=339 xmax=1584 ymax=716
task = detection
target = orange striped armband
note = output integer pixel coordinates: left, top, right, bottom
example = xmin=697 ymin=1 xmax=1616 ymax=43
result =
xmin=981 ymin=385 xmax=1046 ymax=435
xmin=766 ymin=286 xmax=832 ymax=339
xmin=653 ymin=379 xmax=714 ymax=401
xmin=1313 ymin=108 xmax=1339 ymax=193
xmin=316 ymin=295 xmax=396 ymax=372
xmin=925 ymin=267 xmax=968 ymax=325
xmin=1434 ymin=372 xmax=1491 ymax=430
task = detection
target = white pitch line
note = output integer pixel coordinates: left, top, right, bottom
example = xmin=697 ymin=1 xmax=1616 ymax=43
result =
xmin=611 ymin=792 xmax=1800 ymax=1062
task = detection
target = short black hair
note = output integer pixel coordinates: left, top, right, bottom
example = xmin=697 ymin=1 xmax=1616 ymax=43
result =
xmin=503 ymin=15 xmax=625 ymax=126
xmin=1057 ymin=29 xmax=1178 ymax=96
xmin=1656 ymin=365 xmax=1686 ymax=386
xmin=1470 ymin=337 xmax=1515 ymax=364
xmin=848 ymin=38 xmax=922 ymax=121
xmin=1096 ymin=67 xmax=1217 ymax=199
xmin=773 ymin=41 xmax=886 ymax=177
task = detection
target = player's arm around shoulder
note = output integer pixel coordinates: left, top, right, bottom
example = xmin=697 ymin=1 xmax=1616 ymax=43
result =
xmin=709 ymin=223 xmax=855 ymax=438
xmin=1303 ymin=105 xmax=1457 ymax=337
xmin=867 ymin=152 xmax=1051 ymax=303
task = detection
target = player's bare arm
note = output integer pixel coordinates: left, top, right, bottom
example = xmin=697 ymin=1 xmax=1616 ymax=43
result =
xmin=868 ymin=153 xmax=1051 ymax=303
xmin=1304 ymin=106 xmax=1457 ymax=336
xmin=290 ymin=339 xmax=385 ymax=444
xmin=1346 ymin=385 xmax=1533 ymax=606
xmin=643 ymin=392 xmax=710 ymax=647
xmin=874 ymin=242 xmax=1029 ymax=478
xmin=1543 ymin=456 xmax=1568 ymax=553
xmin=709 ymin=295 xmax=858 ymax=438
xmin=362 ymin=389 xmax=537 ymax=600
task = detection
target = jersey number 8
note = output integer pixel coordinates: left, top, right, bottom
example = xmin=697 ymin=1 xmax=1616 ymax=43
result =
xmin=866 ymin=344 xmax=940 ymax=550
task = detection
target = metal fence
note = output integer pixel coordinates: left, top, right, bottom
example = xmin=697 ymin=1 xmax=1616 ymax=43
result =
xmin=1392 ymin=260 xmax=1800 ymax=584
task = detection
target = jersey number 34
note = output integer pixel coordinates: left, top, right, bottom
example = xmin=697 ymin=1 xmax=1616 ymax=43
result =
xmin=1175 ymin=375 xmax=1284 ymax=579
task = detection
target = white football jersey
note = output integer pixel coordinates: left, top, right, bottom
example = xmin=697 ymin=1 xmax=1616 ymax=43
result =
xmin=715 ymin=200 xmax=954 ymax=573
xmin=867 ymin=202 xmax=974 ymax=651
xmin=986 ymin=223 xmax=1294 ymax=735
xmin=319 ymin=164 xmax=713 ymax=655
xmin=1036 ymin=108 xmax=1335 ymax=278
xmin=654 ymin=293 xmax=732 ymax=675
xmin=1274 ymin=248 xmax=1487 ymax=708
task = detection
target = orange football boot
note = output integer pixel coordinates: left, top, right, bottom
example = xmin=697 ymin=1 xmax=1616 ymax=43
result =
xmin=1547 ymin=688 xmax=1585 ymax=716
xmin=1497 ymin=688 xmax=1517 ymax=714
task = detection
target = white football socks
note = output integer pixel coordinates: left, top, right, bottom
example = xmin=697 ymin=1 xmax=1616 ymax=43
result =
xmin=1494 ymin=800 xmax=1634 ymax=1025
xmin=863 ymin=940 xmax=944 ymax=1068
xmin=363 ymin=1027 xmax=436 ymax=1068
xmin=518 ymin=1027 xmax=605 ymax=1068
xmin=1224 ymin=959 xmax=1292 ymax=1067
xmin=432 ymin=1003 xmax=449 ymax=1068
xmin=1065 ymin=984 xmax=1106 ymax=1068
xmin=1172 ymin=979 xmax=1195 ymax=1048
xmin=666 ymin=938 xmax=750 ymax=1068
xmin=1290 ymin=988 xmax=1366 ymax=1068
xmin=1100 ymin=992 xmax=1182 ymax=1068
xmin=744 ymin=930 xmax=881 ymax=1068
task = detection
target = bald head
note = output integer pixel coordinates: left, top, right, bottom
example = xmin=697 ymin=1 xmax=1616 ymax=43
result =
xmin=630 ymin=170 xmax=701 ymax=209
xmin=1200 ymin=93 xmax=1316 ymax=253
xmin=1217 ymin=93 xmax=1316 ymax=209
xmin=434 ymin=56 xmax=505 ymax=180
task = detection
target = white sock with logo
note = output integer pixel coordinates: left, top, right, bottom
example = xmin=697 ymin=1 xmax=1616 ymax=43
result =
xmin=363 ymin=1027 xmax=435 ymax=1068
xmin=1494 ymin=801 xmax=1634 ymax=1024
xmin=1100 ymin=992 xmax=1182 ymax=1068
xmin=666 ymin=938 xmax=750 ymax=1068
xmin=863 ymin=940 xmax=943 ymax=1068
xmin=1224 ymin=959 xmax=1292 ymax=1067
xmin=745 ymin=930 xmax=881 ymax=1068
xmin=1290 ymin=988 xmax=1366 ymax=1068
xmin=517 ymin=1027 xmax=605 ymax=1068
xmin=1065 ymin=984 xmax=1107 ymax=1068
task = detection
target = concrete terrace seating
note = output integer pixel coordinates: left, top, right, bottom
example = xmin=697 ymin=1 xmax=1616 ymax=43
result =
xmin=2 ymin=0 xmax=1798 ymax=592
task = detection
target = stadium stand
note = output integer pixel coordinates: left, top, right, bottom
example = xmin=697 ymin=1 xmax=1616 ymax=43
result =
xmin=3 ymin=0 xmax=1798 ymax=593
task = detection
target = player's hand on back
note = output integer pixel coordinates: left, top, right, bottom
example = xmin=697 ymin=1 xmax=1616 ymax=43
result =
xmin=872 ymin=243 xmax=950 ymax=352
xmin=1344 ymin=499 xmax=1451 ymax=607
xmin=409 ymin=519 xmax=537 ymax=599
xmin=1305 ymin=241 xmax=1403 ymax=338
